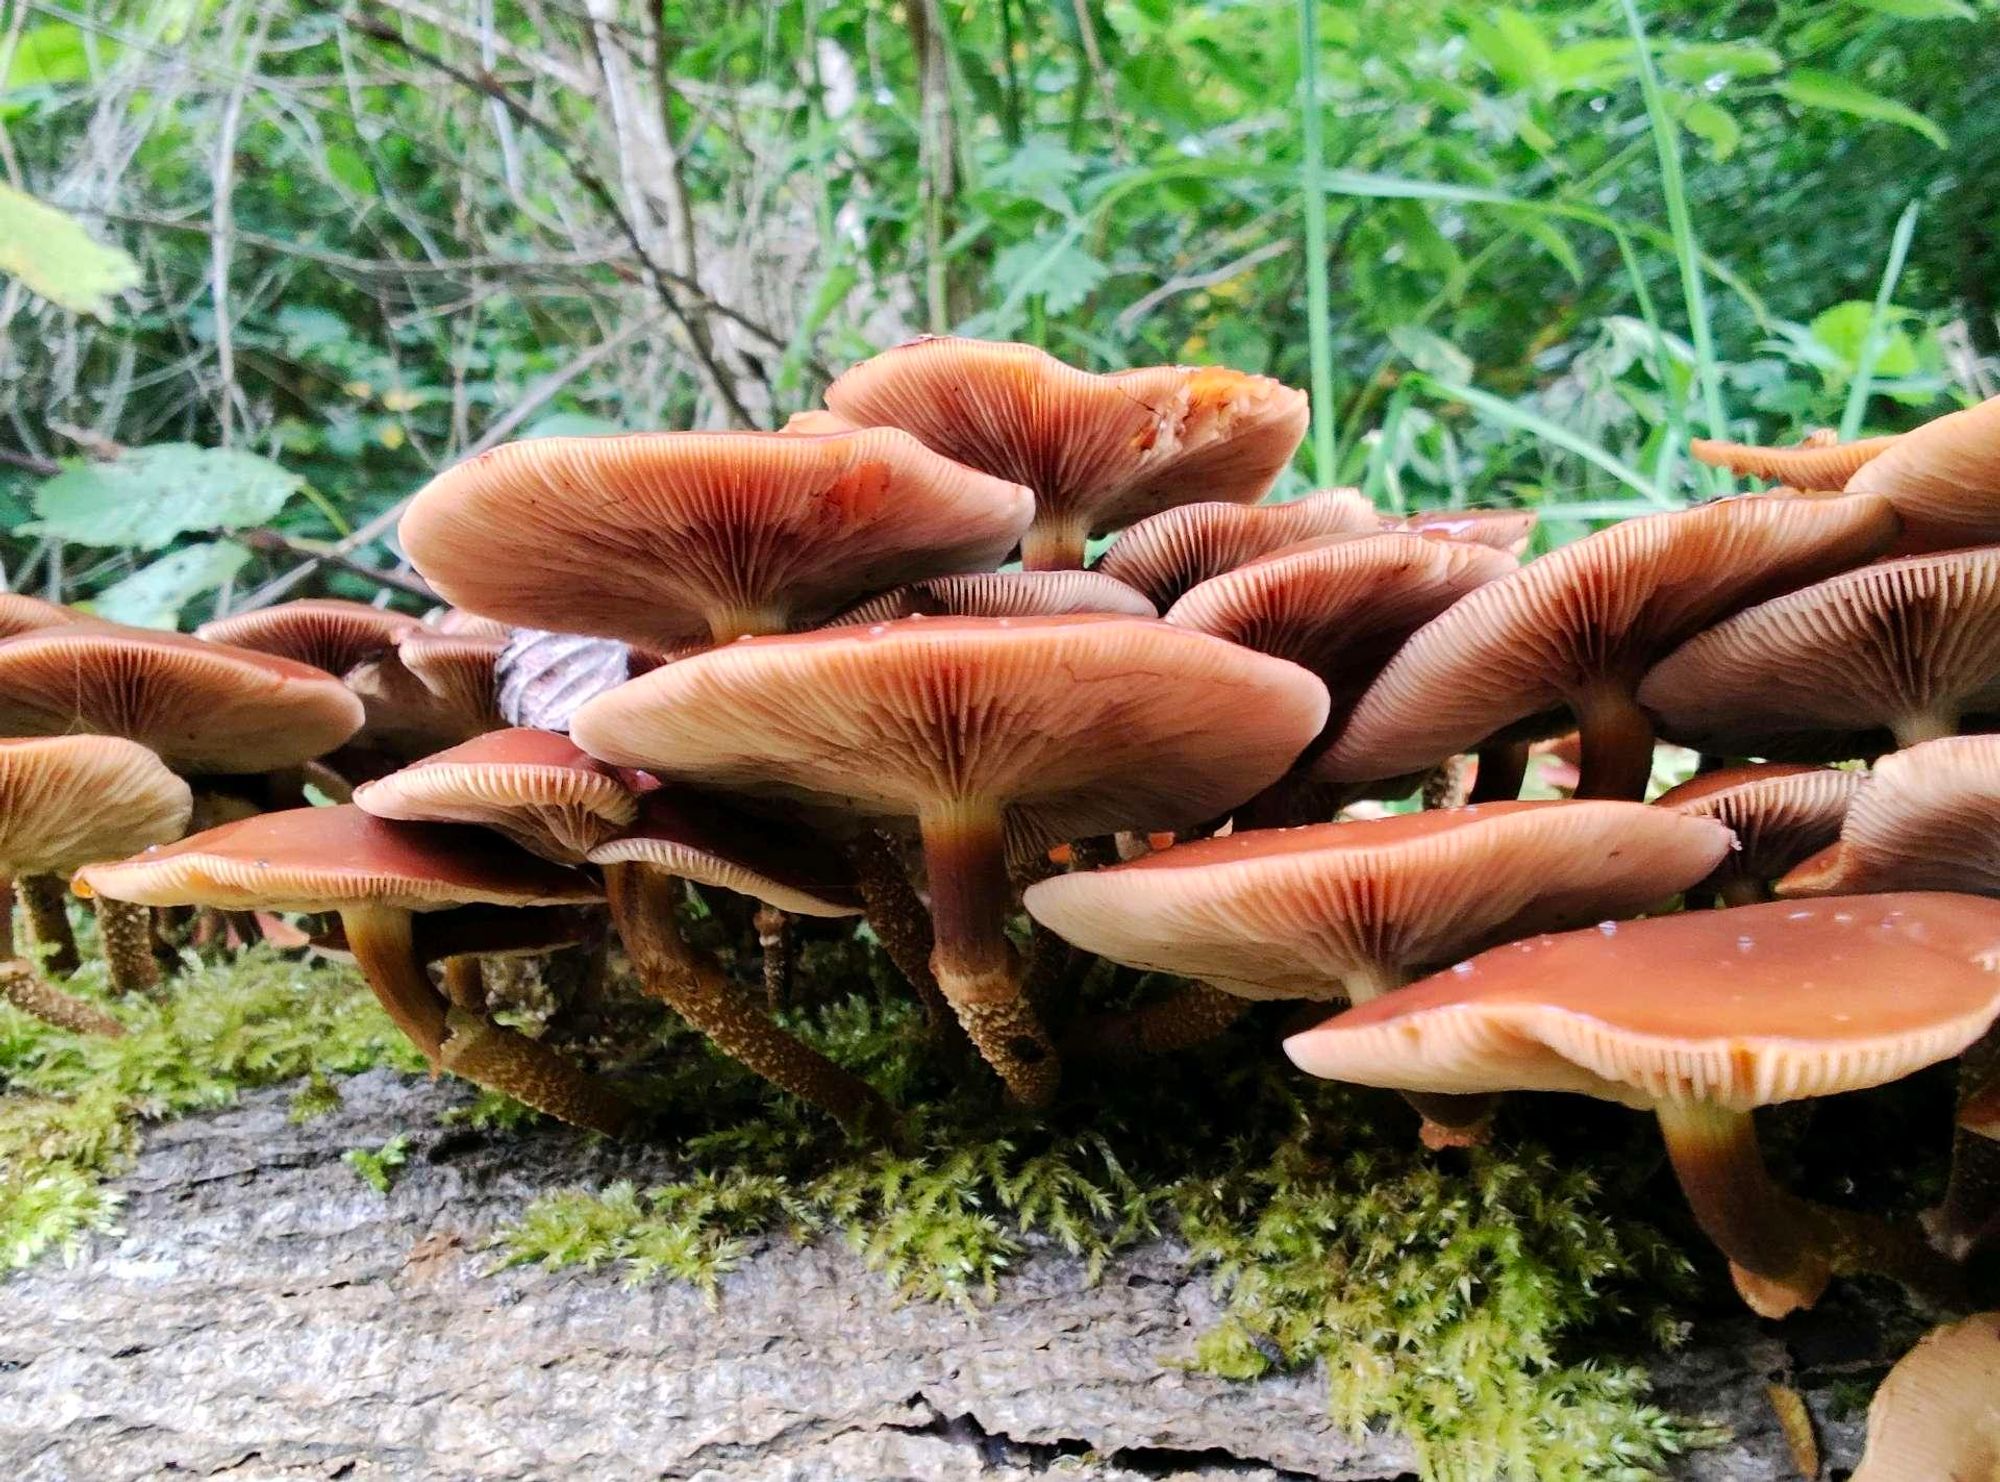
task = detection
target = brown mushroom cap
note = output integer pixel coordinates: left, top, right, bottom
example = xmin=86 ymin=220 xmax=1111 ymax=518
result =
xmin=1093 ymin=490 xmax=1378 ymax=609
xmin=826 ymin=570 xmax=1156 ymax=626
xmin=353 ymin=728 xmax=637 ymax=863
xmin=1691 ymin=431 xmax=1899 ymax=489
xmin=1166 ymin=532 xmax=1517 ymax=750
xmin=1654 ymin=763 xmax=1863 ymax=890
xmin=394 ymin=631 xmax=505 ymax=736
xmin=1846 ymin=393 xmax=2000 ymax=553
xmin=427 ymin=608 xmax=510 ymax=641
xmin=1638 ymin=548 xmax=2000 ymax=760
xmin=0 ymin=736 xmax=191 ymax=876
xmin=399 ymin=427 xmax=1036 ymax=649
xmin=1849 ymin=1311 xmax=2000 ymax=1482
xmin=1022 ymin=801 xmax=1730 ymax=1002
xmin=823 ymin=338 xmax=1308 ymax=568
xmin=75 ymin=804 xmax=600 ymax=913
xmin=0 ymin=624 xmax=364 ymax=773
xmin=1282 ymin=893 xmax=2000 ymax=1109
xmin=198 ymin=598 xmax=420 ymax=678
xmin=1386 ymin=507 xmax=1540 ymax=555
xmin=1317 ymin=493 xmax=1901 ymax=788
xmin=0 ymin=593 xmax=86 ymax=639
xmin=1776 ymin=736 xmax=2000 ymax=898
xmin=586 ymin=789 xmax=862 ymax=918
xmin=569 ymin=614 xmax=1329 ymax=853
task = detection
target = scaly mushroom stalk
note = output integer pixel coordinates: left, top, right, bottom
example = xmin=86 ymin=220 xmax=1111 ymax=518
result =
xmin=845 ymin=830 xmax=952 ymax=1029
xmin=95 ymin=898 xmax=160 ymax=996
xmin=0 ymin=957 xmax=123 ymax=1036
xmin=440 ymin=955 xmax=486 ymax=1011
xmin=919 ymin=799 xmax=1061 ymax=1107
xmin=754 ymin=904 xmax=790 ymax=1011
xmin=1065 ymin=980 xmax=1249 ymax=1058
xmin=603 ymin=862 xmax=893 ymax=1139
xmin=18 ymin=874 xmax=79 ymax=976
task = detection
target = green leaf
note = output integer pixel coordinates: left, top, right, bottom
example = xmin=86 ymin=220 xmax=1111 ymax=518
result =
xmin=0 ymin=183 xmax=140 ymax=319
xmin=1659 ymin=42 xmax=1783 ymax=82
xmin=87 ymin=542 xmax=251 ymax=629
xmin=29 ymin=444 xmax=304 ymax=550
xmin=323 ymin=143 xmax=377 ymax=196
xmin=5 ymin=22 xmax=98 ymax=88
xmin=1681 ymin=99 xmax=1741 ymax=160
xmin=991 ymin=236 xmax=1108 ymax=315
xmin=1546 ymin=39 xmax=1634 ymax=92
xmin=1779 ymin=70 xmax=1948 ymax=148
xmin=1465 ymin=9 xmax=1555 ymax=90
xmin=1810 ymin=299 xmax=1919 ymax=376
xmin=1848 ymin=0 xmax=1974 ymax=19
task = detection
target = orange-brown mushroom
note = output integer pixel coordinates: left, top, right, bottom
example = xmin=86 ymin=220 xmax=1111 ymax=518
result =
xmin=399 ymin=427 xmax=1035 ymax=649
xmin=572 ymin=614 xmax=1329 ymax=1105
xmin=824 ymin=338 xmax=1308 ymax=570
xmin=1845 ymin=393 xmax=2000 ymax=553
xmin=826 ymin=570 xmax=1155 ymax=626
xmin=1653 ymin=763 xmax=1863 ymax=906
xmin=1690 ymin=429 xmax=1899 ymax=489
xmin=1092 ymin=490 xmax=1378 ymax=609
xmin=1849 ymin=1311 xmax=1999 ymax=1482
xmin=1384 ymin=507 xmax=1538 ymax=555
xmin=1318 ymin=493 xmax=1899 ymax=801
xmin=197 ymin=598 xmax=422 ymax=678
xmin=1284 ymin=894 xmax=2000 ymax=1314
xmin=0 ymin=592 xmax=86 ymax=639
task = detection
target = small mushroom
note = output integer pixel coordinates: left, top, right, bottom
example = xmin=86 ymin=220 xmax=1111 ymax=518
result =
xmin=1690 ymin=429 xmax=1899 ymax=488
xmin=198 ymin=598 xmax=422 ymax=678
xmin=1318 ymin=493 xmax=1899 ymax=801
xmin=1283 ymin=895 xmax=2000 ymax=1314
xmin=75 ymin=806 xmax=630 ymax=1134
xmin=824 ymin=338 xmax=1308 ymax=570
xmin=1384 ymin=507 xmax=1538 ymax=556
xmin=1654 ymin=763 xmax=1863 ymax=906
xmin=1093 ymin=490 xmax=1379 ymax=609
xmin=572 ymin=614 xmax=1329 ymax=1105
xmin=0 ymin=737 xmax=190 ymax=1026
xmin=1849 ymin=1311 xmax=1999 ymax=1481
xmin=825 ymin=571 xmax=1156 ymax=626
xmin=1845 ymin=393 xmax=2000 ymax=553
xmin=1640 ymin=548 xmax=2000 ymax=757
xmin=0 ymin=592 xmax=86 ymax=639
xmin=399 ymin=427 xmax=1035 ymax=648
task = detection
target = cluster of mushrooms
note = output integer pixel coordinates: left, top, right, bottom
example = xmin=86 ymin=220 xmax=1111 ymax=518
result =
xmin=6 ymin=339 xmax=2000 ymax=1355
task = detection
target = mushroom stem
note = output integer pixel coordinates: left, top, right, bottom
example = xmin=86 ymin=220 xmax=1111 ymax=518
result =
xmin=844 ymin=830 xmax=953 ymax=1029
xmin=706 ymin=606 xmax=789 ymax=644
xmin=336 ymin=903 xmax=450 ymax=1066
xmin=1020 ymin=516 xmax=1090 ymax=572
xmin=918 ymin=800 xmax=1062 ymax=1107
xmin=754 ymin=905 xmax=790 ymax=1012
xmin=0 ymin=879 xmax=13 ymax=958
xmin=1928 ymin=1028 xmax=2000 ymax=1259
xmin=18 ymin=874 xmax=80 ymax=976
xmin=1345 ymin=962 xmax=1497 ymax=1143
xmin=440 ymin=955 xmax=485 ymax=1011
xmin=603 ymin=862 xmax=895 ymax=1139
xmin=1716 ymin=876 xmax=1770 ymax=909
xmin=1891 ymin=709 xmax=1960 ymax=748
xmin=437 ymin=1007 xmax=633 ymax=1139
xmin=1574 ymin=687 xmax=1658 ymax=801
xmin=1063 ymin=980 xmax=1250 ymax=1058
xmin=0 ymin=957 xmax=123 ymax=1036
xmin=95 ymin=898 xmax=161 ymax=996
xmin=1468 ymin=742 xmax=1530 ymax=804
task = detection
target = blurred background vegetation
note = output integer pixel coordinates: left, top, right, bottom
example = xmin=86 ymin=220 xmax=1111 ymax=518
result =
xmin=0 ymin=0 xmax=1994 ymax=625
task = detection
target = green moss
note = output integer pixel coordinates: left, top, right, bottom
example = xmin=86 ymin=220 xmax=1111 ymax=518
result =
xmin=343 ymin=1132 xmax=411 ymax=1193
xmin=0 ymin=945 xmax=417 ymax=1272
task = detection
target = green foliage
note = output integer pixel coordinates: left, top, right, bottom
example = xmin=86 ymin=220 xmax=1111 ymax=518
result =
xmin=29 ymin=445 xmax=303 ymax=551
xmin=343 ymin=1133 xmax=411 ymax=1194
xmin=0 ymin=182 xmax=140 ymax=318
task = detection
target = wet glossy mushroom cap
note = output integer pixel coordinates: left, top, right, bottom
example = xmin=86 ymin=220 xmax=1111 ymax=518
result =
xmin=1282 ymin=893 xmax=2000 ymax=1108
xmin=586 ymin=789 xmax=863 ymax=918
xmin=75 ymin=804 xmax=601 ymax=914
xmin=198 ymin=599 xmax=421 ymax=678
xmin=0 ymin=624 xmax=364 ymax=773
xmin=827 ymin=570 xmax=1156 ymax=626
xmin=353 ymin=728 xmax=637 ymax=863
xmin=1776 ymin=736 xmax=2000 ymax=898
xmin=1317 ymin=493 xmax=1900 ymax=788
xmin=1846 ymin=393 xmax=2000 ymax=553
xmin=399 ymin=426 xmax=1036 ymax=649
xmin=0 ymin=736 xmax=191 ymax=876
xmin=1166 ymin=532 xmax=1516 ymax=750
xmin=1387 ymin=507 xmax=1538 ymax=556
xmin=1655 ymin=764 xmax=1863 ymax=890
xmin=1639 ymin=548 xmax=2000 ymax=760
xmin=1849 ymin=1311 xmax=2000 ymax=1482
xmin=1691 ymin=431 xmax=1898 ymax=489
xmin=1093 ymin=490 xmax=1378 ymax=609
xmin=570 ymin=614 xmax=1330 ymax=852
xmin=824 ymin=338 xmax=1308 ymax=568
xmin=1022 ymin=801 xmax=1731 ymax=1002
xmin=0 ymin=593 xmax=86 ymax=639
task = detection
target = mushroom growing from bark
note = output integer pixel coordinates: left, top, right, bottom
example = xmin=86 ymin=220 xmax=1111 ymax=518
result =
xmin=1849 ymin=1311 xmax=1999 ymax=1482
xmin=1639 ymin=547 xmax=2000 ymax=758
xmin=1653 ymin=763 xmax=1863 ymax=906
xmin=0 ymin=736 xmax=189 ymax=1027
xmin=1092 ymin=490 xmax=1378 ymax=609
xmin=572 ymin=614 xmax=1329 ymax=1105
xmin=1026 ymin=800 xmax=1728 ymax=1137
xmin=824 ymin=338 xmax=1309 ymax=570
xmin=76 ymin=806 xmax=629 ymax=1134
xmin=399 ymin=427 xmax=1035 ymax=649
xmin=1283 ymin=894 xmax=2000 ymax=1315
xmin=1317 ymin=493 xmax=1899 ymax=801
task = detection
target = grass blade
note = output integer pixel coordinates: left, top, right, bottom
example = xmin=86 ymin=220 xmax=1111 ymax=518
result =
xmin=1415 ymin=373 xmax=1667 ymax=506
xmin=1839 ymin=200 xmax=1921 ymax=441
xmin=1296 ymin=0 xmax=1338 ymax=482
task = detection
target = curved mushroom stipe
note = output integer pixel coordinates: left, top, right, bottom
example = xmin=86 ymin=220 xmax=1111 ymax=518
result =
xmin=95 ymin=897 xmax=160 ymax=996
xmin=1063 ymin=980 xmax=1250 ymax=1059
xmin=437 ymin=1007 xmax=633 ymax=1139
xmin=0 ymin=957 xmax=123 ymax=1036
xmin=18 ymin=874 xmax=79 ymax=977
xmin=843 ymin=830 xmax=953 ymax=1032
